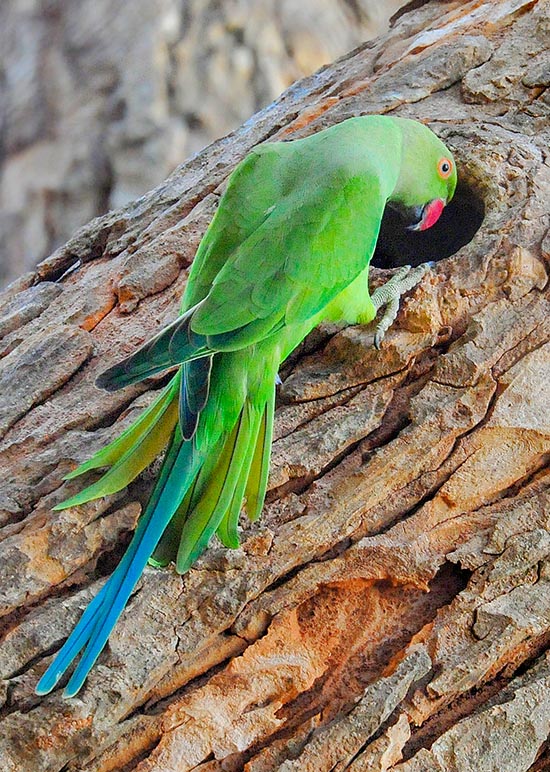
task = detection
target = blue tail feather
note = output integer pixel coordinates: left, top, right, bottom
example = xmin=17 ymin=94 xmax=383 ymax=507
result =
xmin=35 ymin=352 xmax=275 ymax=696
xmin=35 ymin=584 xmax=109 ymax=695
xmin=36 ymin=433 xmax=202 ymax=696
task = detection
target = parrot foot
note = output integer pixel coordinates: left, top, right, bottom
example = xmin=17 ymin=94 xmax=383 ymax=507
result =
xmin=371 ymin=263 xmax=431 ymax=349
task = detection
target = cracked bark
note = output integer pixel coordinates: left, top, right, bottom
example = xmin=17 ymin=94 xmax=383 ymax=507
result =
xmin=0 ymin=1 xmax=549 ymax=770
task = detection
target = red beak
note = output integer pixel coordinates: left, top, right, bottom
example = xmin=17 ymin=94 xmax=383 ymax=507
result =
xmin=410 ymin=198 xmax=446 ymax=232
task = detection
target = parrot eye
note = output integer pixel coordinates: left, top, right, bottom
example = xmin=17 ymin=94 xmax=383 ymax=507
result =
xmin=438 ymin=158 xmax=453 ymax=179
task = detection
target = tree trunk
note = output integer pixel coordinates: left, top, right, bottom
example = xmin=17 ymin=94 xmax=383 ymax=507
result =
xmin=1 ymin=1 xmax=549 ymax=770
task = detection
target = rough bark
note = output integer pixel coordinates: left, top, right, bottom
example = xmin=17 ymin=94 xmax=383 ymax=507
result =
xmin=1 ymin=1 xmax=550 ymax=771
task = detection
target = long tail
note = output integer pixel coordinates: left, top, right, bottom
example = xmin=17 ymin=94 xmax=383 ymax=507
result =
xmin=36 ymin=368 xmax=275 ymax=696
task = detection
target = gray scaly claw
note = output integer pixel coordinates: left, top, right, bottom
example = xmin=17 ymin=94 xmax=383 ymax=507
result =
xmin=371 ymin=263 xmax=430 ymax=349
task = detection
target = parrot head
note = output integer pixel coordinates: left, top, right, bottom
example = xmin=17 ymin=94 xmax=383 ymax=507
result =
xmin=388 ymin=117 xmax=457 ymax=232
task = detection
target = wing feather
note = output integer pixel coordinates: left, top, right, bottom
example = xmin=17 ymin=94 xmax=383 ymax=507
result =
xmin=191 ymin=173 xmax=386 ymax=338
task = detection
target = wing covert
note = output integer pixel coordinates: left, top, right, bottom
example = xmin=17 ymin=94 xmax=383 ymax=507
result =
xmin=191 ymin=170 xmax=386 ymax=337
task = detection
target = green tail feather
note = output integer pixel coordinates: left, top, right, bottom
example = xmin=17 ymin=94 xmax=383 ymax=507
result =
xmin=244 ymin=386 xmax=275 ymax=522
xmin=37 ymin=429 xmax=204 ymax=697
xmin=149 ymin=474 xmax=199 ymax=567
xmin=216 ymin=401 xmax=263 ymax=548
xmin=63 ymin=373 xmax=181 ymax=481
xmin=175 ymin=411 xmax=249 ymax=573
xmin=149 ymin=393 xmax=272 ymax=566
xmin=54 ymin=373 xmax=180 ymax=509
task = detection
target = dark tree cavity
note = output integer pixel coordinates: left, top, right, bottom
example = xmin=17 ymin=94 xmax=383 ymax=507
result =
xmin=373 ymin=180 xmax=485 ymax=268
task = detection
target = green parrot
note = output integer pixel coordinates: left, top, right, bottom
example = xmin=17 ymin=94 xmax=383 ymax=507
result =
xmin=36 ymin=115 xmax=456 ymax=697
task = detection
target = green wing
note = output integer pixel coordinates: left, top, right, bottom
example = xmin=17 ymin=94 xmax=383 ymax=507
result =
xmin=100 ymin=118 xmax=399 ymax=394
xmin=101 ymin=144 xmax=388 ymax=385
xmin=182 ymin=144 xmax=288 ymax=311
xmin=189 ymin=161 xmax=387 ymax=342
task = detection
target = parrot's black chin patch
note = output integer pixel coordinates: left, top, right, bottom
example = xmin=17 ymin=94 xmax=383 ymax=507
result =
xmin=386 ymin=201 xmax=424 ymax=229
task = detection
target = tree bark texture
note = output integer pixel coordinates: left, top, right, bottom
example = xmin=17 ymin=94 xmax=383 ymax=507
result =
xmin=1 ymin=1 xmax=550 ymax=770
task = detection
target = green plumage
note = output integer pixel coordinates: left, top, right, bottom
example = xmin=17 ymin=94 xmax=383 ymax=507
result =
xmin=36 ymin=115 xmax=457 ymax=697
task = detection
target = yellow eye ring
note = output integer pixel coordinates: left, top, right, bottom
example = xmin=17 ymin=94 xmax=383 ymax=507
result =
xmin=438 ymin=157 xmax=453 ymax=179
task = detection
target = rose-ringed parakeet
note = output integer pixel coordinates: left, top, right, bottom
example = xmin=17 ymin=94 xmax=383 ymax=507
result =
xmin=36 ymin=115 xmax=456 ymax=696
